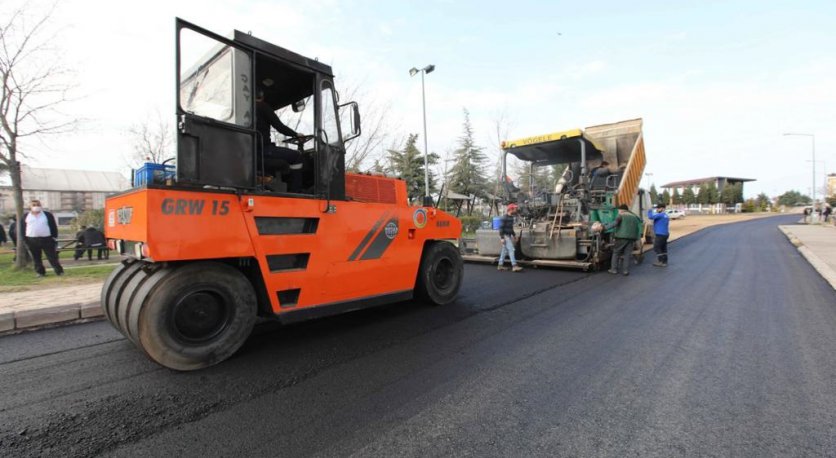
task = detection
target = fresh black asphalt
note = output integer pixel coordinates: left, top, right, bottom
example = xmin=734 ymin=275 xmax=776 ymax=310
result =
xmin=1 ymin=215 xmax=834 ymax=456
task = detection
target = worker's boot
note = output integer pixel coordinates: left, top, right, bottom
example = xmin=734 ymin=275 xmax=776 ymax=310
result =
xmin=497 ymin=265 xmax=508 ymax=271
xmin=653 ymin=261 xmax=666 ymax=267
xmin=512 ymin=265 xmax=523 ymax=272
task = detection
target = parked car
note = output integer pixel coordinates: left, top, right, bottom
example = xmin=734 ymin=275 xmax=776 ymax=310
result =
xmin=666 ymin=209 xmax=686 ymax=219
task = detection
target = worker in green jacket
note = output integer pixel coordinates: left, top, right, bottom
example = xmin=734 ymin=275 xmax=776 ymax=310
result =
xmin=605 ymin=204 xmax=642 ymax=276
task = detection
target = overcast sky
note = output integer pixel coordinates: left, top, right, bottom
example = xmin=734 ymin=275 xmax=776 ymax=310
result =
xmin=8 ymin=0 xmax=836 ymax=198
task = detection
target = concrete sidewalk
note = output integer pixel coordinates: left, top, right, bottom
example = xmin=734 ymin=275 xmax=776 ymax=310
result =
xmin=779 ymin=223 xmax=836 ymax=290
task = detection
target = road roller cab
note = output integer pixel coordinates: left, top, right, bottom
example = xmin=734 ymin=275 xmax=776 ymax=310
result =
xmin=102 ymin=19 xmax=463 ymax=371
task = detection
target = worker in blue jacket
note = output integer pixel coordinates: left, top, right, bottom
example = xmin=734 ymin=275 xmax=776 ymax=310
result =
xmin=647 ymin=202 xmax=670 ymax=267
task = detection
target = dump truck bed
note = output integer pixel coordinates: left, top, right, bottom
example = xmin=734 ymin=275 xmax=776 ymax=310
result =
xmin=583 ymin=118 xmax=646 ymax=206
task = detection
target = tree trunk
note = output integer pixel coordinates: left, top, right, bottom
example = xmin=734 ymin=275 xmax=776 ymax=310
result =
xmin=9 ymin=159 xmax=29 ymax=269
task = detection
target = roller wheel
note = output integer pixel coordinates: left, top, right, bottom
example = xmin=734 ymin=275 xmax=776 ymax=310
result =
xmin=415 ymin=242 xmax=463 ymax=305
xmin=102 ymin=260 xmax=143 ymax=336
xmin=136 ymin=262 xmax=257 ymax=371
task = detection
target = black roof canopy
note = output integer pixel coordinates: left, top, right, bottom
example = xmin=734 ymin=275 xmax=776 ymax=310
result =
xmin=233 ymin=30 xmax=333 ymax=77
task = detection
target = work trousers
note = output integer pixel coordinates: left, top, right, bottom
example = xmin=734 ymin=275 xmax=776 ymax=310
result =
xmin=25 ymin=236 xmax=64 ymax=275
xmin=653 ymin=234 xmax=669 ymax=264
xmin=611 ymin=238 xmax=635 ymax=274
xmin=498 ymin=237 xmax=517 ymax=266
xmin=262 ymin=145 xmax=303 ymax=192
xmin=75 ymin=245 xmax=108 ymax=260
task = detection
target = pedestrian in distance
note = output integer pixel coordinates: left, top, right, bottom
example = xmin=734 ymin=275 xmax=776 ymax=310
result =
xmin=83 ymin=226 xmax=107 ymax=260
xmin=0 ymin=221 xmax=6 ymax=246
xmin=497 ymin=203 xmax=523 ymax=272
xmin=8 ymin=216 xmax=16 ymax=247
xmin=823 ymin=205 xmax=832 ymax=223
xmin=647 ymin=202 xmax=670 ymax=267
xmin=605 ymin=204 xmax=642 ymax=276
xmin=22 ymin=199 xmax=64 ymax=277
xmin=8 ymin=216 xmax=17 ymax=261
xmin=73 ymin=225 xmax=87 ymax=261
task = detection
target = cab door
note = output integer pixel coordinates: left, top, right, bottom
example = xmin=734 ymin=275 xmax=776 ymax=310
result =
xmin=176 ymin=19 xmax=257 ymax=189
xmin=316 ymin=78 xmax=347 ymax=201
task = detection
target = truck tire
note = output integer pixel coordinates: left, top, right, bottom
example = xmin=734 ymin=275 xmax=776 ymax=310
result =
xmin=136 ymin=262 xmax=257 ymax=371
xmin=415 ymin=241 xmax=463 ymax=305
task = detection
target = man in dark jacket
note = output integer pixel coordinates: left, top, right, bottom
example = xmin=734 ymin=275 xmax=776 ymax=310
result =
xmin=647 ymin=202 xmax=671 ymax=267
xmin=22 ymin=199 xmax=64 ymax=276
xmin=8 ymin=216 xmax=16 ymax=247
xmin=497 ymin=203 xmax=523 ymax=272
xmin=605 ymin=204 xmax=642 ymax=276
xmin=73 ymin=225 xmax=87 ymax=260
xmin=0 ymin=221 xmax=6 ymax=245
xmin=256 ymin=89 xmax=306 ymax=192
xmin=83 ymin=226 xmax=107 ymax=260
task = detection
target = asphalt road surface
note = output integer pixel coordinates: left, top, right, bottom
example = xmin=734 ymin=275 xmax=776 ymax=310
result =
xmin=1 ymin=215 xmax=834 ymax=457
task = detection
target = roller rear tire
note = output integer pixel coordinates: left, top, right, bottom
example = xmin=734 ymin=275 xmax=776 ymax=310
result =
xmin=415 ymin=242 xmax=463 ymax=305
xmin=136 ymin=262 xmax=257 ymax=371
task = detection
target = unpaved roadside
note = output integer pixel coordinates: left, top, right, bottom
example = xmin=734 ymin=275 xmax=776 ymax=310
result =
xmin=667 ymin=212 xmax=779 ymax=241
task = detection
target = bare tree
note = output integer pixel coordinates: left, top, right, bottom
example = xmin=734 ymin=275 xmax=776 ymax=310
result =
xmin=127 ymin=111 xmax=174 ymax=166
xmin=338 ymin=80 xmax=396 ymax=172
xmin=489 ymin=109 xmax=513 ymax=204
xmin=0 ymin=4 xmax=77 ymax=268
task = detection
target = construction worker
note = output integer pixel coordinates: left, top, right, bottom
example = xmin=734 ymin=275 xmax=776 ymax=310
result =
xmin=590 ymin=160 xmax=611 ymax=177
xmin=647 ymin=202 xmax=670 ymax=267
xmin=498 ymin=203 xmax=523 ymax=272
xmin=605 ymin=204 xmax=642 ymax=276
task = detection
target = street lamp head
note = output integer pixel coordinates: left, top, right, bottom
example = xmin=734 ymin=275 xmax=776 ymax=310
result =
xmin=424 ymin=64 xmax=436 ymax=74
xmin=409 ymin=67 xmax=419 ymax=77
xmin=783 ymin=132 xmax=814 ymax=137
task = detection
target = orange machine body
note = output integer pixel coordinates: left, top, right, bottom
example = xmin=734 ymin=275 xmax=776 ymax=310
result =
xmin=105 ymin=173 xmax=461 ymax=317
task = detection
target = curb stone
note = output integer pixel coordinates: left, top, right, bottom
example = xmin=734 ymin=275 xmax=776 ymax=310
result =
xmin=0 ymin=302 xmax=104 ymax=336
xmin=0 ymin=311 xmax=14 ymax=333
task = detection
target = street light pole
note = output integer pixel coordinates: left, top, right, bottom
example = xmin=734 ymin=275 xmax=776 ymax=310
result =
xmin=410 ymin=64 xmax=435 ymax=206
xmin=784 ymin=132 xmax=816 ymax=220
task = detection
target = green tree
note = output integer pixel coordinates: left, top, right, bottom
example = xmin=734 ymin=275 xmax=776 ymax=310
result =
xmin=448 ymin=109 xmax=488 ymax=204
xmin=706 ymin=182 xmax=720 ymax=204
xmin=696 ymin=183 xmax=709 ymax=204
xmin=550 ymin=164 xmax=568 ymax=186
xmin=732 ymin=182 xmax=744 ymax=203
xmin=777 ymin=190 xmax=811 ymax=206
xmin=755 ymin=192 xmax=770 ymax=211
xmin=649 ymin=184 xmax=659 ymax=204
xmin=513 ymin=161 xmax=552 ymax=196
xmin=672 ymin=188 xmax=681 ymax=205
xmin=661 ymin=189 xmax=671 ymax=204
xmin=720 ymin=184 xmax=736 ymax=205
xmin=73 ymin=209 xmax=105 ymax=231
xmin=386 ymin=134 xmax=438 ymax=201
xmin=682 ymin=187 xmax=696 ymax=205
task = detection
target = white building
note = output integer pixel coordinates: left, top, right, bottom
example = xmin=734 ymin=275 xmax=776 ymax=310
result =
xmin=0 ymin=166 xmax=130 ymax=224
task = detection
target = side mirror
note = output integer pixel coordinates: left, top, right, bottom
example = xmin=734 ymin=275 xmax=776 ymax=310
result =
xmin=292 ymin=98 xmax=307 ymax=113
xmin=339 ymin=101 xmax=361 ymax=142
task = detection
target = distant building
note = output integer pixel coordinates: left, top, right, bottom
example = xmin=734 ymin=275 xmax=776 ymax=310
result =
xmin=661 ymin=176 xmax=756 ymax=195
xmin=827 ymin=173 xmax=836 ymax=198
xmin=0 ymin=166 xmax=129 ymax=224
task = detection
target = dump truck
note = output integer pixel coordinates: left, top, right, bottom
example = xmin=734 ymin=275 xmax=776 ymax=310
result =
xmin=101 ymin=19 xmax=463 ymax=371
xmin=464 ymin=118 xmax=650 ymax=271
